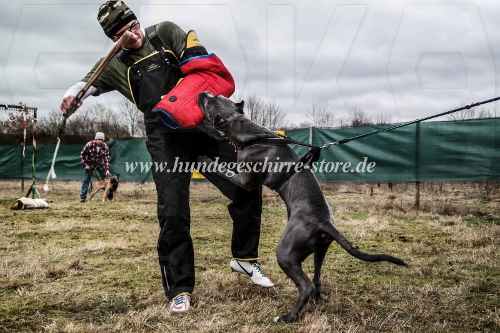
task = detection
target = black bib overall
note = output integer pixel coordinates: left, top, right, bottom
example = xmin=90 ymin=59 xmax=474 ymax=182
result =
xmin=116 ymin=26 xmax=183 ymax=133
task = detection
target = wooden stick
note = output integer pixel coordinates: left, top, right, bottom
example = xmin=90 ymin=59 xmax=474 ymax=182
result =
xmin=59 ymin=31 xmax=132 ymax=132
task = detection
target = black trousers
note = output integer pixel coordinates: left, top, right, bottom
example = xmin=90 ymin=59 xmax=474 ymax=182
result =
xmin=145 ymin=122 xmax=263 ymax=300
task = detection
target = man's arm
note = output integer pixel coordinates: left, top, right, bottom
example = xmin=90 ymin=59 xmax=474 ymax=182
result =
xmin=64 ymin=81 xmax=99 ymax=99
xmin=103 ymin=144 xmax=111 ymax=173
xmin=60 ymin=59 xmax=105 ymax=114
xmin=61 ymin=82 xmax=100 ymax=114
xmin=156 ymin=21 xmax=188 ymax=60
xmin=80 ymin=143 xmax=90 ymax=168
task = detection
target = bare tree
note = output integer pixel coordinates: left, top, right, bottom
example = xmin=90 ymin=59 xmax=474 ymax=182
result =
xmin=117 ymin=97 xmax=146 ymax=137
xmin=339 ymin=105 xmax=392 ymax=127
xmin=289 ymin=121 xmax=312 ymax=130
xmin=39 ymin=100 xmax=145 ymax=140
xmin=37 ymin=109 xmax=62 ymax=137
xmin=0 ymin=103 xmax=36 ymax=143
xmin=64 ymin=103 xmax=130 ymax=139
xmin=446 ymin=102 xmax=493 ymax=120
xmin=0 ymin=116 xmax=33 ymax=143
xmin=304 ymin=101 xmax=336 ymax=127
xmin=373 ymin=113 xmax=392 ymax=125
xmin=339 ymin=105 xmax=371 ymax=127
xmin=90 ymin=103 xmax=130 ymax=139
xmin=244 ymin=94 xmax=265 ymax=126
xmin=262 ymin=101 xmax=287 ymax=130
xmin=64 ymin=105 xmax=99 ymax=137
xmin=239 ymin=94 xmax=288 ymax=130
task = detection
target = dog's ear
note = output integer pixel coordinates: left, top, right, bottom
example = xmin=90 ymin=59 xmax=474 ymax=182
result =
xmin=214 ymin=113 xmax=230 ymax=131
xmin=235 ymin=100 xmax=245 ymax=114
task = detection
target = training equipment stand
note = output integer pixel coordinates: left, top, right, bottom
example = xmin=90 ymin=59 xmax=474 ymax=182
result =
xmin=1 ymin=103 xmax=40 ymax=199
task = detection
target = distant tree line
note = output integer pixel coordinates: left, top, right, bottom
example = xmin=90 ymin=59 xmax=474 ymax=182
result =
xmin=291 ymin=101 xmax=493 ymax=129
xmin=234 ymin=95 xmax=394 ymax=130
xmin=297 ymin=102 xmax=393 ymax=129
xmin=445 ymin=102 xmax=493 ymax=121
xmin=234 ymin=96 xmax=394 ymax=130
xmin=0 ymin=97 xmax=494 ymax=146
xmin=0 ymin=98 xmax=145 ymax=145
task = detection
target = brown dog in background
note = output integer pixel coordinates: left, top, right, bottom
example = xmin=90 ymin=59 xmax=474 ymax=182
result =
xmin=88 ymin=174 xmax=120 ymax=202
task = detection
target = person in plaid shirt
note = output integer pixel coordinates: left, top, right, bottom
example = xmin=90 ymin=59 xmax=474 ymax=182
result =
xmin=79 ymin=132 xmax=111 ymax=202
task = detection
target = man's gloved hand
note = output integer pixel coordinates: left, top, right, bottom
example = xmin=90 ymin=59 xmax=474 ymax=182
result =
xmin=181 ymin=30 xmax=208 ymax=61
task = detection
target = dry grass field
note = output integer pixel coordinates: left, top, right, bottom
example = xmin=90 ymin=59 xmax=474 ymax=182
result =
xmin=0 ymin=179 xmax=499 ymax=333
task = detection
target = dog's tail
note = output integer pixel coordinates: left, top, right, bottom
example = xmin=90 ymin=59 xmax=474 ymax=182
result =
xmin=329 ymin=226 xmax=407 ymax=267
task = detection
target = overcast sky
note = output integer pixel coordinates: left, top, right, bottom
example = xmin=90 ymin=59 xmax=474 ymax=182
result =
xmin=1 ymin=0 xmax=499 ymax=127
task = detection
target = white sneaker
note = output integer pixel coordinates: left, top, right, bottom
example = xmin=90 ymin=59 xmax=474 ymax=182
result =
xmin=230 ymin=259 xmax=274 ymax=288
xmin=170 ymin=293 xmax=191 ymax=312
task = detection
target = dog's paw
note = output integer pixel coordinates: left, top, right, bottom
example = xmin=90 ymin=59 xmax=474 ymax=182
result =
xmin=274 ymin=313 xmax=298 ymax=323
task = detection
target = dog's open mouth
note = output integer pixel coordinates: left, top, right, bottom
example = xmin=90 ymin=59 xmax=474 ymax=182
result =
xmin=197 ymin=91 xmax=214 ymax=109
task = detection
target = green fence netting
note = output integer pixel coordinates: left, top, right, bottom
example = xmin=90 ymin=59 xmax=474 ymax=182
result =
xmin=298 ymin=117 xmax=499 ymax=182
xmin=1 ymin=118 xmax=498 ymax=183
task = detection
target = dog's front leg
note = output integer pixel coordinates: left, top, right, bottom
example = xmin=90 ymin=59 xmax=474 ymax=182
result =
xmin=197 ymin=155 xmax=257 ymax=191
xmin=197 ymin=155 xmax=235 ymax=179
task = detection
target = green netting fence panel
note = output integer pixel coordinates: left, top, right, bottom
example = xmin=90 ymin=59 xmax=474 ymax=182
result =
xmin=284 ymin=118 xmax=499 ymax=182
xmin=0 ymin=140 xmax=154 ymax=182
xmin=0 ymin=118 xmax=498 ymax=182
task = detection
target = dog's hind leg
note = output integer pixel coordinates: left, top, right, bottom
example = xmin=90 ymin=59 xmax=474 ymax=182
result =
xmin=312 ymin=240 xmax=332 ymax=300
xmin=88 ymin=187 xmax=100 ymax=202
xmin=274 ymin=238 xmax=315 ymax=323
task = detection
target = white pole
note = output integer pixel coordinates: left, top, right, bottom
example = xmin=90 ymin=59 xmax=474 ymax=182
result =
xmin=43 ymin=137 xmax=60 ymax=192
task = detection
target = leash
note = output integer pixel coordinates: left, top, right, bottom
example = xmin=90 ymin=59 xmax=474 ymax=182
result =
xmin=320 ymin=97 xmax=500 ymax=148
xmin=256 ymin=97 xmax=499 ymax=151
xmin=242 ymin=97 xmax=500 ymax=189
xmin=250 ymin=96 xmax=500 ymax=152
xmin=245 ymin=135 xmax=319 ymax=149
xmin=241 ymin=135 xmax=322 ymax=190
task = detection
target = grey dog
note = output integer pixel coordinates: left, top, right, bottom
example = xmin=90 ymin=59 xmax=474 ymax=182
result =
xmin=197 ymin=91 xmax=407 ymax=323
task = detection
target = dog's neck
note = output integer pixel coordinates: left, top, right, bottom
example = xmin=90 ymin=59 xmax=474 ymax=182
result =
xmin=224 ymin=119 xmax=279 ymax=148
xmin=227 ymin=132 xmax=279 ymax=152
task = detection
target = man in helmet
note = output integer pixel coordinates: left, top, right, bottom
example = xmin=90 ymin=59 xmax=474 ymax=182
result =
xmin=61 ymin=1 xmax=273 ymax=312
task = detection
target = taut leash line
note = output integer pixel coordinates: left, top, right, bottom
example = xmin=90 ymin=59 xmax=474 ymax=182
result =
xmin=321 ymin=97 xmax=500 ymax=149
